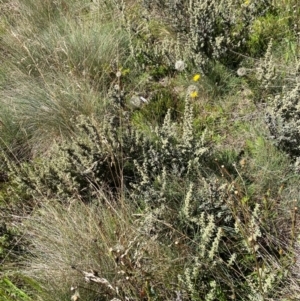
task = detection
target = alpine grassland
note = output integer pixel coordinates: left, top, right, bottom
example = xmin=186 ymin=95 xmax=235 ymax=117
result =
xmin=1 ymin=0 xmax=300 ymax=300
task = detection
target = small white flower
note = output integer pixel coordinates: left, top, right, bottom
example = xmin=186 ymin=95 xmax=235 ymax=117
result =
xmin=175 ymin=60 xmax=185 ymax=71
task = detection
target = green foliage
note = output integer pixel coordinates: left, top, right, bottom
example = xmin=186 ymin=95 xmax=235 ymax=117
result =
xmin=0 ymin=275 xmax=44 ymax=301
xmin=131 ymin=88 xmax=184 ymax=129
xmin=6 ymin=115 xmax=121 ymax=202
xmin=247 ymin=12 xmax=290 ymax=57
xmin=0 ymin=277 xmax=32 ymax=301
xmin=0 ymin=164 xmax=30 ymax=266
xmin=130 ymin=98 xmax=210 ymax=197
xmin=129 ymin=131 xmax=288 ymax=300
xmin=10 ymin=99 xmax=292 ymax=300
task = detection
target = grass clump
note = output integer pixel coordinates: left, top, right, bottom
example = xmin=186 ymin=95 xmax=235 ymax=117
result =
xmin=0 ymin=0 xmax=129 ymax=158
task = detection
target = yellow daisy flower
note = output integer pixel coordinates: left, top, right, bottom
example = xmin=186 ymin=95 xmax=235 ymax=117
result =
xmin=190 ymin=91 xmax=198 ymax=98
xmin=193 ymin=74 xmax=201 ymax=82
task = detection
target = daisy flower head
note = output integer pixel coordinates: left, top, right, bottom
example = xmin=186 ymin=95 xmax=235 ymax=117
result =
xmin=193 ymin=74 xmax=201 ymax=82
xmin=190 ymin=90 xmax=198 ymax=98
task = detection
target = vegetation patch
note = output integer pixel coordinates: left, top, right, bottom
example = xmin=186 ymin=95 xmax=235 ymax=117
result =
xmin=1 ymin=0 xmax=300 ymax=300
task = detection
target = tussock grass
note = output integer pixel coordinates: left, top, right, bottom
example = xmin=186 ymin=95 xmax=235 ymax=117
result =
xmin=23 ymin=198 xmax=124 ymax=300
xmin=0 ymin=0 xmax=129 ymax=157
xmin=1 ymin=72 xmax=109 ymax=157
xmin=21 ymin=195 xmax=182 ymax=301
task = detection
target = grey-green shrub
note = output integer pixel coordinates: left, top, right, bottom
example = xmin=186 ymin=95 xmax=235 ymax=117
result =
xmin=130 ymin=138 xmax=291 ymax=300
xmin=266 ymin=83 xmax=300 ymax=176
xmin=7 ymin=98 xmax=209 ymax=202
xmin=122 ymin=0 xmax=274 ymax=73
xmin=262 ymin=43 xmax=300 ymax=167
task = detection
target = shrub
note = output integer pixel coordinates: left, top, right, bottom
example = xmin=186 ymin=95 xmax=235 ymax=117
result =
xmin=121 ymin=0 xmax=274 ymax=73
xmin=129 ymin=108 xmax=296 ymax=300
xmin=6 ymin=97 xmax=208 ymax=201
xmin=266 ymin=82 xmax=300 ymax=167
xmin=260 ymin=39 xmax=300 ymax=169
